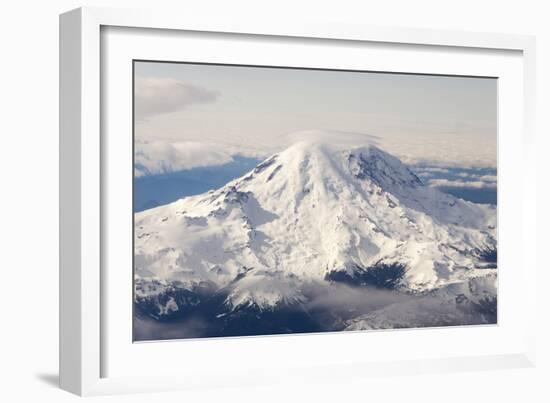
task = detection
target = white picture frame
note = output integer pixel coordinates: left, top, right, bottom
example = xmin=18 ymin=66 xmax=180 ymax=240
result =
xmin=59 ymin=6 xmax=537 ymax=396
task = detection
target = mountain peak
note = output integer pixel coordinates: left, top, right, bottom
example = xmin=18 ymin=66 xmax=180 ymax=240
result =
xmin=283 ymin=129 xmax=379 ymax=148
xmin=240 ymin=140 xmax=421 ymax=199
xmin=135 ymin=141 xmax=496 ymax=311
xmin=279 ymin=138 xmax=374 ymax=154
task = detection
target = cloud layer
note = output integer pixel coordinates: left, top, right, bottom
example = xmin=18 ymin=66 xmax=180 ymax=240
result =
xmin=135 ymin=77 xmax=218 ymax=120
xmin=135 ymin=141 xmax=234 ymax=177
xmin=410 ymin=164 xmax=497 ymax=191
xmin=426 ymin=178 xmax=496 ymax=189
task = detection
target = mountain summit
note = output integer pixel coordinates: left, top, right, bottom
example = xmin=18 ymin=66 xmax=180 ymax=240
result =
xmin=134 ymin=140 xmax=497 ymax=336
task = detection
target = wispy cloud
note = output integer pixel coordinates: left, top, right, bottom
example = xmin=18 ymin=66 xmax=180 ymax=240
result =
xmin=478 ymin=174 xmax=497 ymax=183
xmin=414 ymin=166 xmax=451 ymax=174
xmin=427 ymin=178 xmax=497 ymax=189
xmin=135 ymin=77 xmax=219 ymax=119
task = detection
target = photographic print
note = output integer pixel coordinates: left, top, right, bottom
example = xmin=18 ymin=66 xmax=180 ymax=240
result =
xmin=133 ymin=61 xmax=497 ymax=341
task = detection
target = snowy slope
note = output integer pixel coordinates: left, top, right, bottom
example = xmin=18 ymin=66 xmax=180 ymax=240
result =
xmin=134 ymin=138 xmax=496 ymax=318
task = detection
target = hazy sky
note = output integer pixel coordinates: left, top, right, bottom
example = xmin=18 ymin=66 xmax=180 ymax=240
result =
xmin=134 ymin=61 xmax=497 ymax=175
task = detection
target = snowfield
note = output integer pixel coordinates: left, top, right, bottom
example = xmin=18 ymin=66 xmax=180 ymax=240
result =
xmin=134 ymin=138 xmax=497 ymax=339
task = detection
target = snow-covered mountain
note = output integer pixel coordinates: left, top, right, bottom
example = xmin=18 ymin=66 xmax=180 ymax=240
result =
xmin=134 ymin=139 xmax=497 ymax=338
